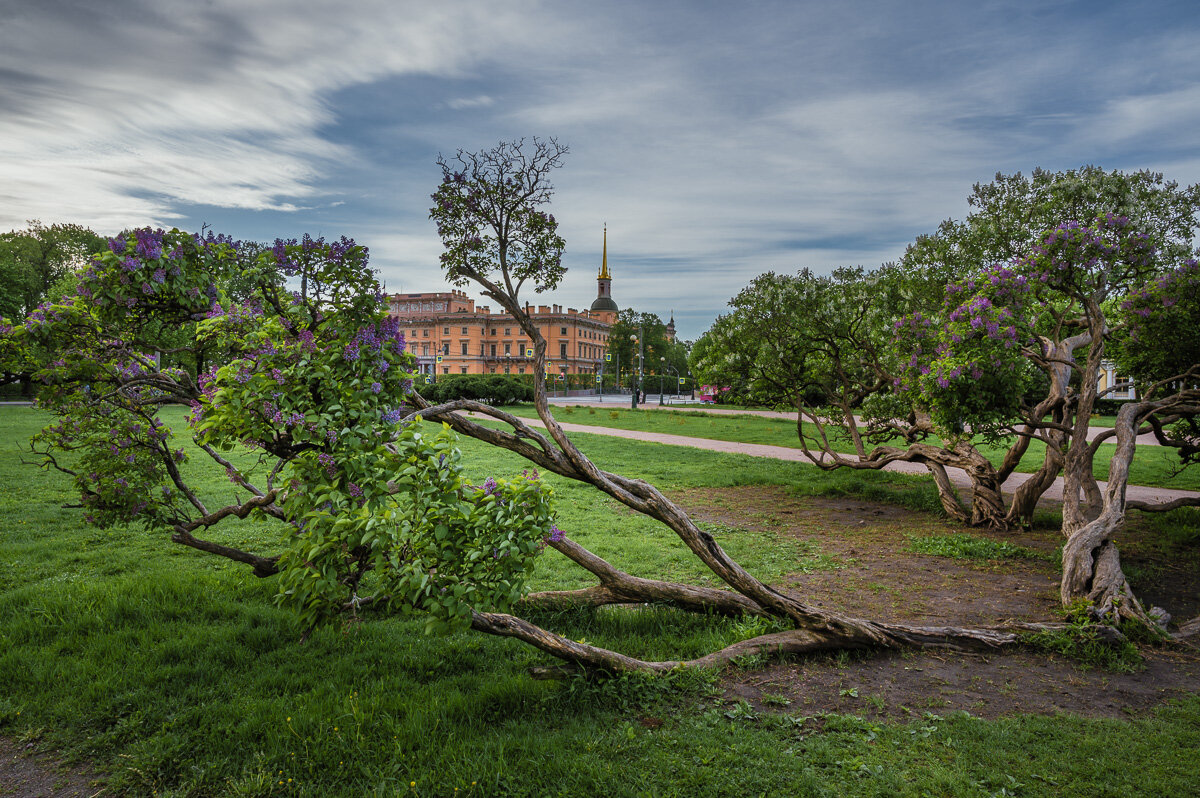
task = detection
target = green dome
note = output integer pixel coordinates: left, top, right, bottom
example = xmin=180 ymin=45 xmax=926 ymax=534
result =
xmin=590 ymin=296 xmax=618 ymax=312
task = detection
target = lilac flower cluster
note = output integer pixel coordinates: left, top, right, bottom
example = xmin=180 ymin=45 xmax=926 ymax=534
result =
xmin=196 ymin=230 xmax=242 ymax=251
xmin=271 ymin=234 xmax=366 ymax=276
xmin=1017 ymin=217 xmax=1156 ymax=289
xmin=133 ymin=228 xmax=165 ymax=260
xmin=1120 ymin=258 xmax=1200 ymax=346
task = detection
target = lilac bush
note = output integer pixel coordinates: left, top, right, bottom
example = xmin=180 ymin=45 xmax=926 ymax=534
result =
xmin=6 ymin=226 xmax=560 ymax=634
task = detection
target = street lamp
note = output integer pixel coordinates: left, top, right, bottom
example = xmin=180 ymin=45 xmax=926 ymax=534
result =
xmin=658 ymin=357 xmax=665 ymax=405
xmin=660 ymin=357 xmax=679 ymax=405
xmin=629 ymin=333 xmax=639 ymax=409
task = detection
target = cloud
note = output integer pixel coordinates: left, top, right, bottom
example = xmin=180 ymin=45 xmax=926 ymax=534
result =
xmin=446 ymin=95 xmax=495 ymax=110
xmin=0 ymin=0 xmax=560 ymax=231
xmin=3 ymin=0 xmax=1199 ymax=342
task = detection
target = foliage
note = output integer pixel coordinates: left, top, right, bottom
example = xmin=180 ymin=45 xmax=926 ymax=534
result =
xmin=4 ymin=225 xmax=561 ymax=635
xmin=891 ymin=264 xmax=1037 ymax=438
xmin=607 ymin=309 xmax=688 ymax=381
xmin=273 ymin=423 xmax=554 ymax=634
xmin=1114 ymin=257 xmax=1200 ymax=389
xmin=901 ymin=166 xmax=1200 ymax=279
xmin=0 ymin=220 xmax=105 ymax=321
xmin=690 ymin=268 xmax=894 ymax=411
xmin=429 ymin=137 xmax=568 ymax=294
xmin=1024 ymin=600 xmax=1144 ymax=672
xmin=417 ymin=374 xmax=535 ymax=406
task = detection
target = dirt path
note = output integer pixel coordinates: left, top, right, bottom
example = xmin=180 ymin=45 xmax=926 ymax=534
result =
xmin=491 ymin=413 xmax=1199 ymax=507
xmin=0 ymin=737 xmax=97 ymax=798
xmin=674 ymin=485 xmax=1200 ymax=720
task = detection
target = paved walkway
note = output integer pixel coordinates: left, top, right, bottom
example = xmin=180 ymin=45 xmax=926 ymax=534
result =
xmin=547 ymin=395 xmax=1164 ymax=447
xmin=481 ymin=410 xmax=1198 ymax=508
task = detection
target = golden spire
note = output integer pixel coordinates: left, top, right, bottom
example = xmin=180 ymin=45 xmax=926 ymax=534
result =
xmin=599 ymin=224 xmax=611 ymax=280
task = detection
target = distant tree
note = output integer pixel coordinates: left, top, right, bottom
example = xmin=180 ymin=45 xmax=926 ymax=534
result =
xmin=0 ymin=221 xmax=106 ymax=392
xmin=0 ymin=221 xmax=106 ymax=321
xmin=606 ymin=310 xmax=676 ymax=384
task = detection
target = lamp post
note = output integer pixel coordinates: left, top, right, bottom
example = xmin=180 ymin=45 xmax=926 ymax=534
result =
xmin=629 ymin=333 xmax=639 ymax=409
xmin=658 ymin=357 xmax=665 ymax=406
xmin=660 ymin=358 xmax=679 ymax=405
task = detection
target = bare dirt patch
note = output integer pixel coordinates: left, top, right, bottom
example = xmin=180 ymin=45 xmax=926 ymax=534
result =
xmin=0 ymin=737 xmax=99 ymax=798
xmin=674 ymin=484 xmax=1200 ymax=720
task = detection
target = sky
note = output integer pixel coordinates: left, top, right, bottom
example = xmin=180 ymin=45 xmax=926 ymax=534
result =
xmin=2 ymin=0 xmax=1198 ymax=340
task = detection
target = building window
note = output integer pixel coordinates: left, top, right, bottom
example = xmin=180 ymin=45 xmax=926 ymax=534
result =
xmin=461 ymin=342 xmax=468 ymax=355
xmin=460 ymin=367 xmax=468 ymax=374
xmin=504 ymin=343 xmax=511 ymax=355
xmin=442 ymin=367 xmax=448 ymax=374
xmin=560 ymin=326 xmax=567 ymax=335
xmin=504 ymin=327 xmax=511 ymax=336
xmin=443 ymin=327 xmax=450 ymax=335
xmin=411 ymin=329 xmax=417 ymax=337
xmin=518 ymin=367 xmax=525 ymax=374
xmin=490 ymin=328 xmax=497 ymax=335
xmin=422 ymin=329 xmax=429 ymax=337
xmin=422 ymin=344 xmax=429 ymax=356
xmin=490 ymin=344 xmax=496 ymax=356
xmin=560 ymin=343 xmax=567 ymax=359
xmin=461 ymin=327 xmax=468 ymax=334
xmin=442 ymin=343 xmax=449 ymax=355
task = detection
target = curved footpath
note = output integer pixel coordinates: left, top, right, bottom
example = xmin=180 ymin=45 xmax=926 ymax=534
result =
xmin=488 ymin=406 xmax=1199 ymax=507
xmin=547 ymin=396 xmax=1165 ymax=447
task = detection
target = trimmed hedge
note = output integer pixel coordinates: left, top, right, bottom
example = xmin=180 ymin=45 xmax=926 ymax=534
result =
xmin=415 ymin=374 xmax=534 ymax=406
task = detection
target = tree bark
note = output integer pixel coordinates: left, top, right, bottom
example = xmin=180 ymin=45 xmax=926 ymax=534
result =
xmin=1060 ymin=402 xmax=1155 ymax=625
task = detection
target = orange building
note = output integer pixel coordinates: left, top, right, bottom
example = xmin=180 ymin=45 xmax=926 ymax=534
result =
xmin=387 ymin=229 xmax=619 ymax=379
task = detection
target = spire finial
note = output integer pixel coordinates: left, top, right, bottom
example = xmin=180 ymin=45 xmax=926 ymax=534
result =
xmin=599 ymin=225 xmax=611 ymax=280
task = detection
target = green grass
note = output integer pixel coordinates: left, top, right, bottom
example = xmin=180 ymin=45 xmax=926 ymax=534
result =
xmin=2 ymin=406 xmax=1200 ymax=796
xmin=907 ymin=534 xmax=1047 ymax=561
xmin=506 ymin=405 xmax=1200 ymax=492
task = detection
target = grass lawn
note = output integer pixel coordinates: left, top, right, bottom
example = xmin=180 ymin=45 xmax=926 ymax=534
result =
xmin=507 ymin=405 xmax=1200 ymax=492
xmin=2 ymin=405 xmax=1199 ymax=796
